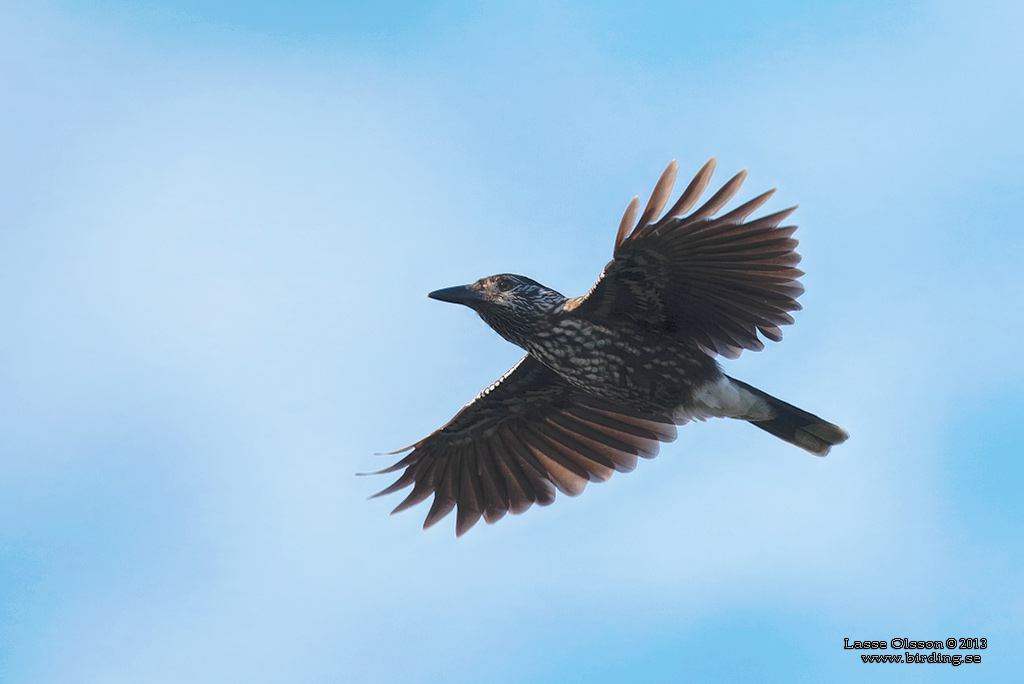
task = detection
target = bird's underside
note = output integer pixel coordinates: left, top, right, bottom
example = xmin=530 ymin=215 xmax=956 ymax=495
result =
xmin=367 ymin=159 xmax=849 ymax=536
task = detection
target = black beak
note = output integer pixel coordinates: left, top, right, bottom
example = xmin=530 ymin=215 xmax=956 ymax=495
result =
xmin=428 ymin=285 xmax=486 ymax=306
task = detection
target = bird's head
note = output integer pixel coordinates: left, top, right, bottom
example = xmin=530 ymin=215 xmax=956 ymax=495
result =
xmin=428 ymin=274 xmax=566 ymax=348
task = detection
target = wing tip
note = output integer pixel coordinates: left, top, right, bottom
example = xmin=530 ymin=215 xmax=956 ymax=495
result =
xmin=374 ymin=444 xmax=417 ymax=456
xmin=637 ymin=160 xmax=680 ymax=230
xmin=615 ymin=195 xmax=641 ymax=251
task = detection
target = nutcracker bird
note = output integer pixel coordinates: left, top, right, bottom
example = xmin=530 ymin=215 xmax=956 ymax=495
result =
xmin=367 ymin=159 xmax=848 ymax=536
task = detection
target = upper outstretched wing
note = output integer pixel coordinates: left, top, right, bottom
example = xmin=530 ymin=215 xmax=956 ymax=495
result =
xmin=567 ymin=159 xmax=805 ymax=359
xmin=368 ymin=355 xmax=677 ymax=536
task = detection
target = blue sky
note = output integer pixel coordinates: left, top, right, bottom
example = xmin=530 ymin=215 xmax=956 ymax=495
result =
xmin=1 ymin=1 xmax=1022 ymax=682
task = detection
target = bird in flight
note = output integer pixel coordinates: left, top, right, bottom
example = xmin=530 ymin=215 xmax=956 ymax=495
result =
xmin=368 ymin=159 xmax=848 ymax=536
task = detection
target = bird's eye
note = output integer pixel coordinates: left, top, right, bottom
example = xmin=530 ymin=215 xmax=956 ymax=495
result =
xmin=496 ymin=276 xmax=514 ymax=290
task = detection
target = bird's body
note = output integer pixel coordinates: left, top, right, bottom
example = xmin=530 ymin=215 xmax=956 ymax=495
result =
xmin=511 ymin=300 xmax=720 ymax=412
xmin=368 ymin=159 xmax=849 ymax=536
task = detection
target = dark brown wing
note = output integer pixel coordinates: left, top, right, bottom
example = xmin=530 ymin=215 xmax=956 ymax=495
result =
xmin=567 ymin=159 xmax=804 ymax=359
xmin=369 ymin=355 xmax=677 ymax=536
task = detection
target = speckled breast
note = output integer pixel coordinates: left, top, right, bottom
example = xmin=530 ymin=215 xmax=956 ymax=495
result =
xmin=525 ymin=318 xmax=720 ymax=411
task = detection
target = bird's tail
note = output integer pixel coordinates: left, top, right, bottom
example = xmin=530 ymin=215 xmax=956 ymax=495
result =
xmin=726 ymin=376 xmax=849 ymax=457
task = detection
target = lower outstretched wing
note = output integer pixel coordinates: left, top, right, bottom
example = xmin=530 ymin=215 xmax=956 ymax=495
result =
xmin=369 ymin=355 xmax=677 ymax=536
